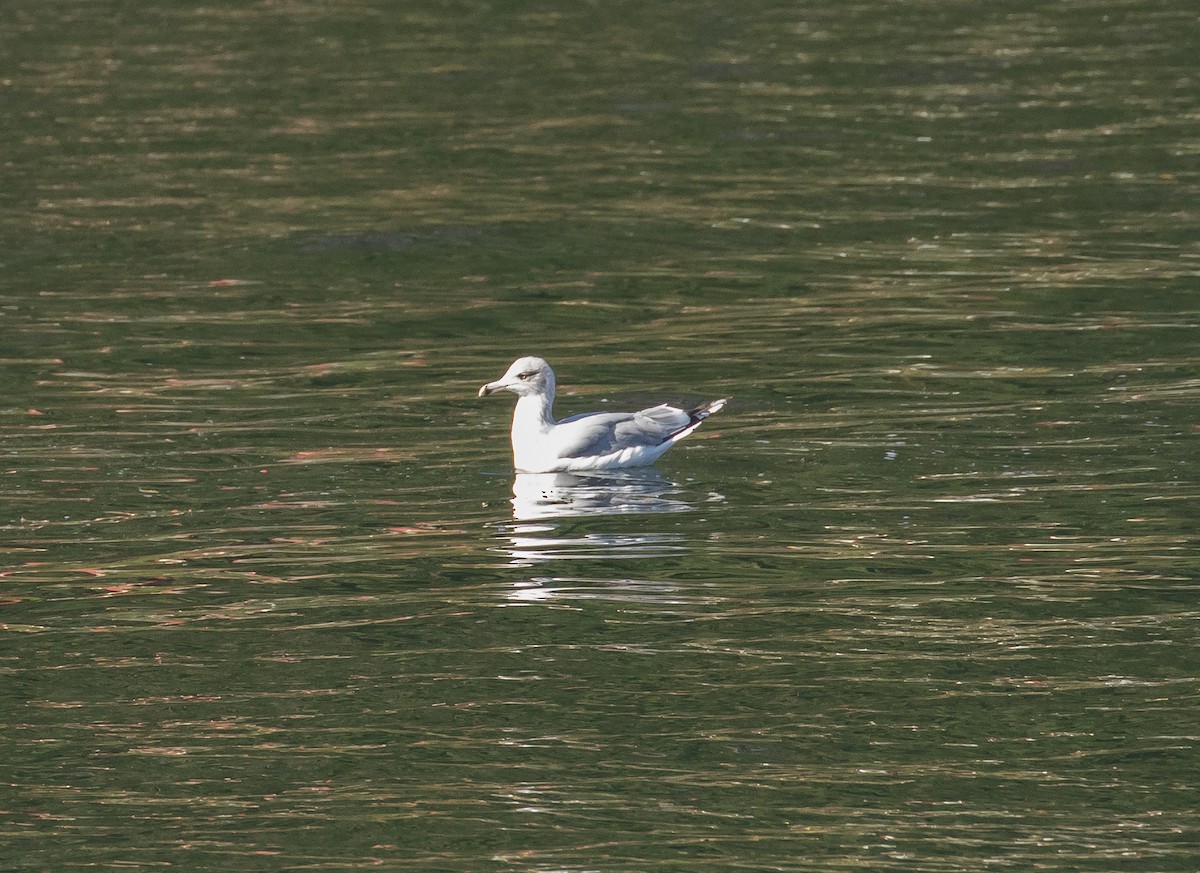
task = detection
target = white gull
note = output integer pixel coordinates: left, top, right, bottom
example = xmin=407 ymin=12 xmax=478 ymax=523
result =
xmin=477 ymin=356 xmax=728 ymax=473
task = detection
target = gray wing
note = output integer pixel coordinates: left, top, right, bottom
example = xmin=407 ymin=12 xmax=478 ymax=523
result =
xmin=550 ymin=404 xmax=691 ymax=459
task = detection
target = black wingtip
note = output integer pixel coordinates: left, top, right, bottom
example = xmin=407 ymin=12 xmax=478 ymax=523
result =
xmin=689 ymin=398 xmax=729 ymax=421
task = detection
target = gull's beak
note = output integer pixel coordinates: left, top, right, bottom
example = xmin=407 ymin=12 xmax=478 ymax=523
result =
xmin=478 ymin=379 xmax=506 ymax=397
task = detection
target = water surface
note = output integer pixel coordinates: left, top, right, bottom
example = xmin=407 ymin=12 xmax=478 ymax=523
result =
xmin=2 ymin=0 xmax=1198 ymax=870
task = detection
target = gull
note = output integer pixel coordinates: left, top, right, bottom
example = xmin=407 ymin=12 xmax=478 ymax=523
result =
xmin=478 ymin=356 xmax=728 ymax=473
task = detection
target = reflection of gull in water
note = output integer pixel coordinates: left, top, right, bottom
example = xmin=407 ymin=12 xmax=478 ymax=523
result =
xmin=495 ymin=470 xmax=723 ymax=566
xmin=502 ymin=528 xmax=686 ymax=565
xmin=507 ymin=575 xmax=728 ymax=608
xmin=511 ymin=469 xmax=690 ymax=520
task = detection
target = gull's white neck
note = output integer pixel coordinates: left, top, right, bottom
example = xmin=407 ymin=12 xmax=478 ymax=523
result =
xmin=513 ymin=391 xmax=556 ymax=429
xmin=510 ymin=390 xmax=557 ymax=471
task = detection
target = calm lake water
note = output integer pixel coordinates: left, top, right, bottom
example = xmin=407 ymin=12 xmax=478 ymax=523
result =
xmin=3 ymin=0 xmax=1198 ymax=869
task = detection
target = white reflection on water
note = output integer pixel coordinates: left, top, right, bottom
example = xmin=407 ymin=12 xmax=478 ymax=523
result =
xmin=495 ymin=470 xmax=719 ymax=566
xmin=507 ymin=575 xmax=715 ymax=606
xmin=501 ymin=527 xmax=687 ymax=565
xmin=510 ymin=469 xmax=693 ymax=520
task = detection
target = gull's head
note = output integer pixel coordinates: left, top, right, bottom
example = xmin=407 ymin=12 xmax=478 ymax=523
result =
xmin=478 ymin=356 xmax=556 ymax=399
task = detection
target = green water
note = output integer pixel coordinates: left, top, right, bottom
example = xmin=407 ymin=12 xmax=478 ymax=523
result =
xmin=2 ymin=0 xmax=1197 ymax=870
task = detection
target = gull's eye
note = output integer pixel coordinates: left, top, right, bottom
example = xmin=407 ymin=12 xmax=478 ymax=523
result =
xmin=517 ymin=371 xmax=537 ymax=380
